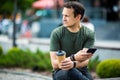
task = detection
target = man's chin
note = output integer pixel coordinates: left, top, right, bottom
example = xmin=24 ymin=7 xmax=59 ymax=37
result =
xmin=63 ymin=24 xmax=68 ymax=27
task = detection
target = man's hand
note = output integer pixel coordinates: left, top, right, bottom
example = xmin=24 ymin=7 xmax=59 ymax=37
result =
xmin=59 ymin=58 xmax=74 ymax=70
xmin=75 ymin=48 xmax=93 ymax=62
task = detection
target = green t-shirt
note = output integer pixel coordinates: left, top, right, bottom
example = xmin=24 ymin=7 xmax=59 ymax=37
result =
xmin=50 ymin=25 xmax=95 ymax=57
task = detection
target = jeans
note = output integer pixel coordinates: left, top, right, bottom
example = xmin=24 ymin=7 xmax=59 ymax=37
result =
xmin=53 ymin=68 xmax=93 ymax=80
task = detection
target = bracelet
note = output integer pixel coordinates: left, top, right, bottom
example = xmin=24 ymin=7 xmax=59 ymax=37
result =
xmin=70 ymin=54 xmax=76 ymax=61
xmin=73 ymin=61 xmax=76 ymax=68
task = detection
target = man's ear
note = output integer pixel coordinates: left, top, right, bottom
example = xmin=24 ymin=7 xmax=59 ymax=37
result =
xmin=76 ymin=14 xmax=81 ymax=20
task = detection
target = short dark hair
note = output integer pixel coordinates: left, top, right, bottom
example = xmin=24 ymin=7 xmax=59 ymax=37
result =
xmin=64 ymin=1 xmax=85 ymax=19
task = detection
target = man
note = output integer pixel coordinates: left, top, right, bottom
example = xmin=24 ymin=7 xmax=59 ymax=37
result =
xmin=50 ymin=1 xmax=95 ymax=80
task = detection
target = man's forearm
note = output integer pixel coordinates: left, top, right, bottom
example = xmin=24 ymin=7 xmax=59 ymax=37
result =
xmin=75 ymin=59 xmax=89 ymax=68
xmin=67 ymin=57 xmax=89 ymax=68
xmin=73 ymin=49 xmax=92 ymax=62
xmin=51 ymin=59 xmax=59 ymax=69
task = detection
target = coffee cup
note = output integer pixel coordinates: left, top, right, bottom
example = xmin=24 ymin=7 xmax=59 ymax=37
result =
xmin=56 ymin=50 xmax=66 ymax=64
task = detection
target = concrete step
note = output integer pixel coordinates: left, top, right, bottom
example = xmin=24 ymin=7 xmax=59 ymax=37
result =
xmin=0 ymin=69 xmax=52 ymax=80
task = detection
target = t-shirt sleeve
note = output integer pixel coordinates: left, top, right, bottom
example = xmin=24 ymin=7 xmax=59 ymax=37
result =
xmin=84 ymin=29 xmax=95 ymax=48
xmin=50 ymin=29 xmax=61 ymax=51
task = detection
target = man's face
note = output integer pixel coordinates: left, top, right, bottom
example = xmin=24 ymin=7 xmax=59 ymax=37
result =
xmin=62 ymin=7 xmax=79 ymax=27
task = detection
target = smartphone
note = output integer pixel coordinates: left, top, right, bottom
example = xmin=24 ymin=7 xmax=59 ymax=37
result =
xmin=87 ymin=48 xmax=97 ymax=54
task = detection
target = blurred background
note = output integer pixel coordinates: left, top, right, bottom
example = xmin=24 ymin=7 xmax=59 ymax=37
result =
xmin=0 ymin=0 xmax=120 ymax=39
xmin=0 ymin=0 xmax=120 ymax=79
xmin=0 ymin=0 xmax=120 ymax=62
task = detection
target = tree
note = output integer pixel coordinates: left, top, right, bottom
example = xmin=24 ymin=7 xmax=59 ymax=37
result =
xmin=0 ymin=0 xmax=35 ymax=18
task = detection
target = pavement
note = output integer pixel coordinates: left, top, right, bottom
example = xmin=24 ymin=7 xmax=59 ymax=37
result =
xmin=0 ymin=69 xmax=120 ymax=80
xmin=0 ymin=69 xmax=52 ymax=80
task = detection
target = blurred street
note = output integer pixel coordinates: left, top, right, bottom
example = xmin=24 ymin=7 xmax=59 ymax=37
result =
xmin=0 ymin=19 xmax=120 ymax=60
xmin=93 ymin=20 xmax=120 ymax=41
xmin=0 ymin=0 xmax=120 ymax=80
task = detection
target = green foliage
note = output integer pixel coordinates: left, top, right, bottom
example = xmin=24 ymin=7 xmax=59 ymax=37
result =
xmin=0 ymin=47 xmax=52 ymax=72
xmin=0 ymin=46 xmax=3 ymax=56
xmin=0 ymin=0 xmax=35 ymax=15
xmin=96 ymin=59 xmax=120 ymax=78
xmin=0 ymin=55 xmax=8 ymax=68
xmin=35 ymin=49 xmax=52 ymax=71
xmin=4 ymin=47 xmax=35 ymax=68
xmin=18 ymin=0 xmax=35 ymax=12
xmin=0 ymin=1 xmax=13 ymax=14
xmin=88 ymin=55 xmax=100 ymax=72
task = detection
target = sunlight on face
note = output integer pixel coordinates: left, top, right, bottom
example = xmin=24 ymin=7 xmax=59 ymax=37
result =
xmin=62 ymin=7 xmax=78 ymax=27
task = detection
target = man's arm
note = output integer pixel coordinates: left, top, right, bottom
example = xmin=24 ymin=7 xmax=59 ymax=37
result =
xmin=58 ymin=48 xmax=92 ymax=70
xmin=75 ymin=59 xmax=89 ymax=68
xmin=50 ymin=51 xmax=59 ymax=69
xmin=50 ymin=48 xmax=92 ymax=70
xmin=59 ymin=56 xmax=90 ymax=70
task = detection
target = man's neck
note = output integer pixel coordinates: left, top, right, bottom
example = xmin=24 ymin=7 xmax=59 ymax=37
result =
xmin=67 ymin=23 xmax=81 ymax=33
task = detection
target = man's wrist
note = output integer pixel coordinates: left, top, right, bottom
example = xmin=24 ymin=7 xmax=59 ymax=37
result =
xmin=70 ymin=54 xmax=76 ymax=61
xmin=73 ymin=61 xmax=76 ymax=68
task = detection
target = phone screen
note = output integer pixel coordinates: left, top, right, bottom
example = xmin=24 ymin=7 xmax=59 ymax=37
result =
xmin=87 ymin=48 xmax=97 ymax=54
